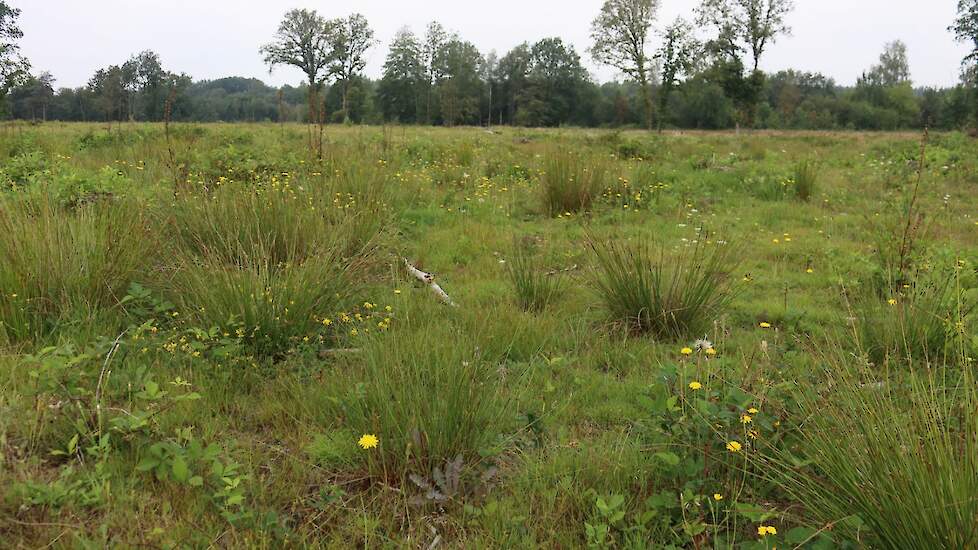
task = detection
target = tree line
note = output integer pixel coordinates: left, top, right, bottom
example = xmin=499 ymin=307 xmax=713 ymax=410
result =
xmin=2 ymin=0 xmax=977 ymax=131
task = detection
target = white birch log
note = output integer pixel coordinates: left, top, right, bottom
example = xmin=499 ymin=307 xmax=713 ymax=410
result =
xmin=403 ymin=258 xmax=457 ymax=307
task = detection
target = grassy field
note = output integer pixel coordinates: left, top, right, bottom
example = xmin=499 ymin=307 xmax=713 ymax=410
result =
xmin=0 ymin=122 xmax=976 ymax=548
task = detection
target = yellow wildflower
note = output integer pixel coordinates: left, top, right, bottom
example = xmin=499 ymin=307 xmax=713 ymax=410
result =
xmin=726 ymin=441 xmax=742 ymax=453
xmin=689 ymin=381 xmax=703 ymax=390
xmin=357 ymin=434 xmax=379 ymax=450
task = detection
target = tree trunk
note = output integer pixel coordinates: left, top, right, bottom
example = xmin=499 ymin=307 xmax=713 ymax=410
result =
xmin=641 ymin=79 xmax=654 ymax=132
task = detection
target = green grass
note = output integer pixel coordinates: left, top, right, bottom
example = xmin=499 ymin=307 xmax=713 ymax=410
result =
xmin=541 ymin=149 xmax=607 ymax=216
xmin=0 ymin=194 xmax=153 ymax=344
xmin=588 ymin=235 xmax=739 ymax=340
xmin=0 ymin=122 xmax=977 ymax=548
xmin=792 ymin=159 xmax=819 ymax=202
xmin=506 ymin=238 xmax=567 ymax=312
xmin=765 ymin=354 xmax=978 ymax=549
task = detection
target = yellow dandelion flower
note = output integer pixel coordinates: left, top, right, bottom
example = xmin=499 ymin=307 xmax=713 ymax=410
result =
xmin=681 ymin=347 xmax=693 ymax=356
xmin=748 ymin=407 xmax=759 ymax=414
xmin=713 ymin=493 xmax=723 ymax=501
xmin=357 ymin=434 xmax=379 ymax=449
xmin=741 ymin=414 xmax=753 ymax=424
xmin=759 ymin=322 xmax=772 ymax=328
xmin=726 ymin=441 xmax=742 ymax=453
xmin=689 ymin=381 xmax=703 ymax=390
xmin=758 ymin=525 xmax=777 ymax=536
xmin=705 ymin=348 xmax=717 ymax=356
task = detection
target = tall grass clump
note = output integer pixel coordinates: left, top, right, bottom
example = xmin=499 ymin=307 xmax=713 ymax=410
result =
xmin=506 ymin=239 xmax=566 ymax=312
xmin=342 ymin=322 xmax=510 ymax=477
xmin=765 ymin=355 xmax=978 ymax=549
xmin=0 ymin=196 xmax=152 ymax=344
xmin=588 ymin=236 xmax=738 ymax=339
xmin=166 ymin=185 xmax=374 ymax=357
xmin=541 ymin=151 xmax=606 ymax=216
xmin=792 ymin=159 xmax=818 ymax=202
xmin=853 ymin=261 xmax=974 ymax=365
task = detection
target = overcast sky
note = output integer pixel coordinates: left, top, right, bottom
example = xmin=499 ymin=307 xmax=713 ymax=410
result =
xmin=12 ymin=0 xmax=971 ymax=90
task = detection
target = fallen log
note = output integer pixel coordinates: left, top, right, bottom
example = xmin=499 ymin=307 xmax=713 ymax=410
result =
xmin=403 ymin=258 xmax=457 ymax=307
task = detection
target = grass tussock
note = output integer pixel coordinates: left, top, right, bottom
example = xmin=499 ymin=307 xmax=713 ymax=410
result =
xmin=792 ymin=159 xmax=818 ymax=202
xmin=341 ymin=322 xmax=510 ymax=477
xmin=541 ymin=151 xmax=606 ymax=216
xmin=0 ymin=196 xmax=153 ymax=344
xmin=853 ymin=262 xmax=974 ymax=365
xmin=166 ymin=185 xmax=375 ymax=357
xmin=588 ymin=236 xmax=738 ymax=340
xmin=767 ymin=355 xmax=978 ymax=550
xmin=506 ymin=239 xmax=566 ymax=312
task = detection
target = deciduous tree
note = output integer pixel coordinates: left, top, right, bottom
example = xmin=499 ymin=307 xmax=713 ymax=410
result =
xmin=656 ymin=18 xmax=701 ymax=131
xmin=261 ymin=9 xmax=331 ymax=122
xmin=697 ymin=0 xmax=794 ymax=129
xmin=950 ymin=0 xmax=978 ymax=126
xmin=860 ymin=40 xmax=911 ymax=87
xmin=0 ymin=1 xmax=29 ymax=114
xmin=589 ymin=0 xmax=660 ymax=130
xmin=697 ymin=0 xmax=794 ymax=72
xmin=325 ymin=13 xmax=376 ymax=121
xmin=421 ymin=22 xmax=452 ymax=124
xmin=377 ymin=28 xmax=423 ymax=123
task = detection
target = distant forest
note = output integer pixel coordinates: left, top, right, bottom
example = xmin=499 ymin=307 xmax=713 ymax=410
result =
xmin=4 ymin=1 xmax=978 ymax=131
